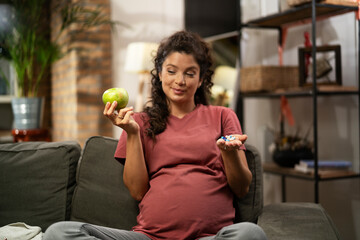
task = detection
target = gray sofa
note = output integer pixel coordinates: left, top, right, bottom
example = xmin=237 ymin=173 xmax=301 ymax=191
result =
xmin=0 ymin=136 xmax=341 ymax=239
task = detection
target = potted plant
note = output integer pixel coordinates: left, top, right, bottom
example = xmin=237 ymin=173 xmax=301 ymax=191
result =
xmin=0 ymin=0 xmax=119 ymax=129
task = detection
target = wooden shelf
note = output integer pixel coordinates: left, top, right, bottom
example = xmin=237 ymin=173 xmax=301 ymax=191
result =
xmin=0 ymin=95 xmax=13 ymax=103
xmin=240 ymin=85 xmax=359 ymax=98
xmin=263 ymin=162 xmax=359 ymax=180
xmin=244 ymin=2 xmax=357 ymax=28
xmin=0 ymin=130 xmax=11 ymax=137
xmin=0 ymin=130 xmax=13 ymax=143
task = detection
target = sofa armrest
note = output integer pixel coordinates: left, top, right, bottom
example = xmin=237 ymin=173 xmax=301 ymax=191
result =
xmin=234 ymin=144 xmax=263 ymax=223
xmin=257 ymin=202 xmax=341 ymax=240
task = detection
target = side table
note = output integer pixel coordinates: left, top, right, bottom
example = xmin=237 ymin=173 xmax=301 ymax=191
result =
xmin=12 ymin=129 xmax=51 ymax=142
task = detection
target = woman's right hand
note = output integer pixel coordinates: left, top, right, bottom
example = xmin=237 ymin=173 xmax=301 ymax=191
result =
xmin=103 ymin=101 xmax=139 ymax=134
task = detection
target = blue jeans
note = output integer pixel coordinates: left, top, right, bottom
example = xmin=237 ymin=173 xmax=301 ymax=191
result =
xmin=43 ymin=221 xmax=267 ymax=240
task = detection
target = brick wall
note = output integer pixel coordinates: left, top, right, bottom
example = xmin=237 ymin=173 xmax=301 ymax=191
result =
xmin=51 ymin=0 xmax=113 ymax=146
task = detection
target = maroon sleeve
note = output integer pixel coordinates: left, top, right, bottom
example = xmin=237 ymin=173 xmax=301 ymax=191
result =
xmin=114 ymin=130 xmax=127 ymax=164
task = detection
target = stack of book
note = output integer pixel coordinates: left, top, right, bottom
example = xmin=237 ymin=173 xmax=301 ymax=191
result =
xmin=294 ymin=160 xmax=352 ymax=174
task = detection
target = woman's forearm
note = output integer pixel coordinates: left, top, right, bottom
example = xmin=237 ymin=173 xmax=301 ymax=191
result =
xmin=222 ymin=149 xmax=252 ymax=199
xmin=123 ymin=132 xmax=149 ymax=201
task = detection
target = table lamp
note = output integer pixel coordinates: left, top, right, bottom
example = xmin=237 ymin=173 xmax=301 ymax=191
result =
xmin=124 ymin=42 xmax=159 ymax=111
xmin=211 ymin=65 xmax=237 ymax=107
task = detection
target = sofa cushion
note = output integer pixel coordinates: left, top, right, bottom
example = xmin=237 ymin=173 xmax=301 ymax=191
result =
xmin=258 ymin=202 xmax=341 ymax=240
xmin=0 ymin=141 xmax=81 ymax=231
xmin=70 ymin=136 xmax=138 ymax=230
xmin=234 ymin=144 xmax=264 ymax=223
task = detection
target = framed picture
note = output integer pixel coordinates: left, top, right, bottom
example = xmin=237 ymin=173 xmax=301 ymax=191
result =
xmin=298 ymin=45 xmax=342 ymax=86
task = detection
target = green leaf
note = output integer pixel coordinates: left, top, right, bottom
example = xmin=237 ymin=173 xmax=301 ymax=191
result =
xmin=2 ymin=0 xmax=126 ymax=97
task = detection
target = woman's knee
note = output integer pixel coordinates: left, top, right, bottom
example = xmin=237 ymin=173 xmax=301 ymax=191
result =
xmin=43 ymin=221 xmax=66 ymax=239
xmin=218 ymin=222 xmax=267 ymax=240
xmin=235 ymin=222 xmax=267 ymax=240
xmin=43 ymin=221 xmax=85 ymax=240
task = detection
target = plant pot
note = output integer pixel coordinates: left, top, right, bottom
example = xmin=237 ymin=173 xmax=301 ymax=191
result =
xmin=11 ymin=97 xmax=44 ymax=130
xmin=273 ymin=147 xmax=314 ymax=168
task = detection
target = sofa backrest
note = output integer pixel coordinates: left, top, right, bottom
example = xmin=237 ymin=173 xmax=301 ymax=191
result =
xmin=0 ymin=140 xmax=81 ymax=231
xmin=0 ymin=136 xmax=263 ymax=232
xmin=70 ymin=136 xmax=138 ymax=230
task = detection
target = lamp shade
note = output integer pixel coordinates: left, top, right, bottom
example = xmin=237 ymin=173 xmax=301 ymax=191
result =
xmin=212 ymin=65 xmax=237 ymax=91
xmin=211 ymin=65 xmax=237 ymax=106
xmin=124 ymin=42 xmax=159 ymax=73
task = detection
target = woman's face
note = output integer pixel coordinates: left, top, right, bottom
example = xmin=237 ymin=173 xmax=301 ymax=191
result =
xmin=159 ymin=51 xmax=202 ymax=108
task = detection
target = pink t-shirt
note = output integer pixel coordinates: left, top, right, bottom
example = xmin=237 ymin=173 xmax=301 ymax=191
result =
xmin=115 ymin=104 xmax=245 ymax=240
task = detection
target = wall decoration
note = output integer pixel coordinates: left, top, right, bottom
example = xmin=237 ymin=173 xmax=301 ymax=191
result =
xmin=298 ymin=45 xmax=342 ymax=86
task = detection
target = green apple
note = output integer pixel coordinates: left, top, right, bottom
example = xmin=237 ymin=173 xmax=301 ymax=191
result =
xmin=102 ymin=88 xmax=129 ymax=110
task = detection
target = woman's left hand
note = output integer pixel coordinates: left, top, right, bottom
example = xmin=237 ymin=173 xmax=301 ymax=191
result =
xmin=218 ymin=134 xmax=251 ymax=198
xmin=216 ymin=134 xmax=247 ymax=151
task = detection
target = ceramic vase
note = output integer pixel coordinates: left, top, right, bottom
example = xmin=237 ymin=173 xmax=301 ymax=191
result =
xmin=11 ymin=97 xmax=44 ymax=130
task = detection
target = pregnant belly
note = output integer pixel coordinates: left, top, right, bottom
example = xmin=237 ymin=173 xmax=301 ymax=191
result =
xmin=133 ymin=166 xmax=235 ymax=239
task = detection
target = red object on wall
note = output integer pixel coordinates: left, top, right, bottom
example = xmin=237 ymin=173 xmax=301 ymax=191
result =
xmin=304 ymin=31 xmax=312 ymax=78
xmin=281 ymin=96 xmax=295 ymax=126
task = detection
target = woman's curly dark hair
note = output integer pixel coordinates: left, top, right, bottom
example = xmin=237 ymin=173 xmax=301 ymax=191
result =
xmin=144 ymin=30 xmax=214 ymax=141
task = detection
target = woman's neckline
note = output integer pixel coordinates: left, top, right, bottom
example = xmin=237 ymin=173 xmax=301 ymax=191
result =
xmin=170 ymin=104 xmax=200 ymax=120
